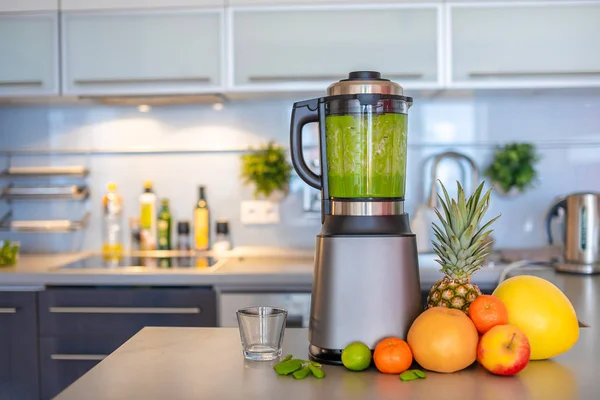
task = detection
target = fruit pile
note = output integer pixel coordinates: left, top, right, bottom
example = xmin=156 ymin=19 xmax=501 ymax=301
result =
xmin=334 ymin=180 xmax=580 ymax=378
xmin=273 ymin=180 xmax=581 ymax=382
xmin=333 ymin=276 xmax=579 ymax=379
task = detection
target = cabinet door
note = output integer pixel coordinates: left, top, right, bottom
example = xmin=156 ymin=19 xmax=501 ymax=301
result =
xmin=0 ymin=12 xmax=59 ymax=96
xmin=230 ymin=4 xmax=441 ymax=90
xmin=0 ymin=292 xmax=39 ymax=400
xmin=62 ymin=9 xmax=224 ymax=95
xmin=0 ymin=0 xmax=57 ymax=12
xmin=60 ymin=0 xmax=223 ymax=11
xmin=449 ymin=2 xmax=600 ymax=88
xmin=39 ymin=287 xmax=217 ymax=336
xmin=39 ymin=335 xmax=128 ymax=400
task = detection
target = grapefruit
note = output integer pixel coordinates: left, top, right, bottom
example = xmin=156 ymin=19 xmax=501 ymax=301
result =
xmin=407 ymin=307 xmax=479 ymax=373
xmin=493 ymin=275 xmax=579 ymax=360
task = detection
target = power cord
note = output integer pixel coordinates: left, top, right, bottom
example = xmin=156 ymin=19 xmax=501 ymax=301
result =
xmin=497 ymin=260 xmax=553 ymax=286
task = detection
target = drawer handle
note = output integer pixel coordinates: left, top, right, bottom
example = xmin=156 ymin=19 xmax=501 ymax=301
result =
xmin=49 ymin=307 xmax=201 ymax=314
xmin=51 ymin=354 xmax=107 ymax=361
xmin=0 ymin=308 xmax=17 ymax=314
xmin=0 ymin=80 xmax=43 ymax=87
xmin=73 ymin=77 xmax=211 ymax=85
xmin=469 ymin=71 xmax=600 ymax=78
xmin=248 ymin=73 xmax=423 ymax=83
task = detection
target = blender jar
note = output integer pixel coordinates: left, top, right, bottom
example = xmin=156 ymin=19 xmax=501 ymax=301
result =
xmin=324 ymin=96 xmax=409 ymax=199
xmin=289 ymin=71 xmax=413 ymax=208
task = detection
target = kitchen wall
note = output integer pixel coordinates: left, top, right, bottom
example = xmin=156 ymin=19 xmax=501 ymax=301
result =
xmin=1 ymin=88 xmax=599 ymax=253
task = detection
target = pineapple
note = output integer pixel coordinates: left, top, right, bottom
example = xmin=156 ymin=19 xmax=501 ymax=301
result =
xmin=426 ymin=180 xmax=500 ymax=313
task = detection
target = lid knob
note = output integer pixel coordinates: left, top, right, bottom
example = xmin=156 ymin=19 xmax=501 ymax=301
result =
xmin=348 ymin=71 xmax=382 ymax=80
xmin=326 ymin=71 xmax=403 ymax=96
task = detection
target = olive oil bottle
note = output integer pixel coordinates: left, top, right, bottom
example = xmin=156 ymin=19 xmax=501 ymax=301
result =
xmin=157 ymin=198 xmax=172 ymax=250
xmin=194 ymin=186 xmax=210 ymax=251
xmin=139 ymin=181 xmax=157 ymax=250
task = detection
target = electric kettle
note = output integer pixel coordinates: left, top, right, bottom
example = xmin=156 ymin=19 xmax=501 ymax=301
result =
xmin=546 ymin=192 xmax=600 ymax=274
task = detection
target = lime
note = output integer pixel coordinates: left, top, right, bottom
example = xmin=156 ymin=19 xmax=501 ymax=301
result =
xmin=341 ymin=342 xmax=372 ymax=371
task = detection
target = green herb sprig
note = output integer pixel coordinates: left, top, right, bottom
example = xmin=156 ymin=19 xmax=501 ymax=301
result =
xmin=273 ymin=355 xmax=325 ymax=380
xmin=400 ymin=369 xmax=427 ymax=381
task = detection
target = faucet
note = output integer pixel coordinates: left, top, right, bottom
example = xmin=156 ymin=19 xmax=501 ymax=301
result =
xmin=427 ymin=151 xmax=479 ymax=208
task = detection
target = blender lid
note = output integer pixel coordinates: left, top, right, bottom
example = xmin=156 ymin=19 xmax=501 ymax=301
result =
xmin=326 ymin=71 xmax=404 ymax=96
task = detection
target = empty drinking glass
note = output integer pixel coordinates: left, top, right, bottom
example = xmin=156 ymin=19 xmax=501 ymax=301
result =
xmin=236 ymin=306 xmax=287 ymax=361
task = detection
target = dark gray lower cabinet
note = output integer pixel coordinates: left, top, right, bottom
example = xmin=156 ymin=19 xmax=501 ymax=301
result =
xmin=0 ymin=291 xmax=40 ymax=400
xmin=39 ymin=286 xmax=217 ymax=399
xmin=39 ymin=335 xmax=129 ymax=400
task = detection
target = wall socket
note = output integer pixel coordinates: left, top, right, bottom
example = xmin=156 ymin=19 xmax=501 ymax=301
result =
xmin=240 ymin=200 xmax=280 ymax=225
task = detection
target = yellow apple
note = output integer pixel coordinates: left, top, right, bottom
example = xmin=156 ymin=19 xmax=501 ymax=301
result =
xmin=477 ymin=324 xmax=531 ymax=376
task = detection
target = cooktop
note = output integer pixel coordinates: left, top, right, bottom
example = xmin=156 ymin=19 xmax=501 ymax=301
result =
xmin=59 ymin=255 xmax=218 ymax=269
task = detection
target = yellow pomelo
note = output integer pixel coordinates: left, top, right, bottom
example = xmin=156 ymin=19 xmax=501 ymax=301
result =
xmin=492 ymin=275 xmax=579 ymax=360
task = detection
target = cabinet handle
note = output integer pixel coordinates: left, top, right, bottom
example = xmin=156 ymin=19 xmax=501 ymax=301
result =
xmin=0 ymin=308 xmax=17 ymax=314
xmin=49 ymin=306 xmax=201 ymax=314
xmin=73 ymin=77 xmax=211 ymax=85
xmin=469 ymin=71 xmax=600 ymax=78
xmin=51 ymin=354 xmax=107 ymax=361
xmin=248 ymin=73 xmax=423 ymax=83
xmin=0 ymin=80 xmax=43 ymax=87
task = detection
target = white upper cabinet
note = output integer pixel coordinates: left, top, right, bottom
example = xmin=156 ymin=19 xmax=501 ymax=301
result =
xmin=61 ymin=0 xmax=224 ymax=11
xmin=0 ymin=13 xmax=59 ymax=96
xmin=228 ymin=0 xmax=413 ymax=5
xmin=449 ymin=2 xmax=600 ymax=88
xmin=62 ymin=9 xmax=224 ymax=95
xmin=0 ymin=0 xmax=57 ymax=12
xmin=230 ymin=4 xmax=441 ymax=91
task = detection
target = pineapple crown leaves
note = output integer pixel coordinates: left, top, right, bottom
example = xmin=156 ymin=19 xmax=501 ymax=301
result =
xmin=431 ymin=180 xmax=501 ymax=280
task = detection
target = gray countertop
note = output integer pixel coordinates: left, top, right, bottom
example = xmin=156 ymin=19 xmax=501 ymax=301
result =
xmin=0 ymin=246 xmax=552 ymax=289
xmin=0 ymin=248 xmax=316 ymax=288
xmin=55 ymin=268 xmax=599 ymax=400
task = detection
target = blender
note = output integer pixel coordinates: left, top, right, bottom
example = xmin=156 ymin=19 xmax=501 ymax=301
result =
xmin=290 ymin=71 xmax=422 ymax=364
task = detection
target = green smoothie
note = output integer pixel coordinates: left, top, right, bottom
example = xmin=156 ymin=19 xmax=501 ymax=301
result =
xmin=325 ymin=113 xmax=407 ymax=198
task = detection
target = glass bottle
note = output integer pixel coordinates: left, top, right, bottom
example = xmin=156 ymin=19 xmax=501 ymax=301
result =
xmin=102 ymin=182 xmax=123 ymax=259
xmin=213 ymin=219 xmax=232 ymax=252
xmin=157 ymin=198 xmax=172 ymax=250
xmin=139 ymin=181 xmax=157 ymax=250
xmin=194 ymin=186 xmax=210 ymax=251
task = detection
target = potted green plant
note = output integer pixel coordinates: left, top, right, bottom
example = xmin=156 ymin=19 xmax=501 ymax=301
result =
xmin=241 ymin=141 xmax=292 ymax=201
xmin=0 ymin=240 xmax=20 ymax=267
xmin=484 ymin=142 xmax=540 ymax=196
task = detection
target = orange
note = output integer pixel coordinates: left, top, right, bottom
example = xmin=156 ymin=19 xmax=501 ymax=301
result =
xmin=468 ymin=295 xmax=509 ymax=334
xmin=373 ymin=337 xmax=413 ymax=374
xmin=407 ymin=307 xmax=478 ymax=373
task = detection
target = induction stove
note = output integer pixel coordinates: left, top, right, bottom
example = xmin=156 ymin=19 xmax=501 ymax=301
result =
xmin=59 ymin=254 xmax=218 ymax=269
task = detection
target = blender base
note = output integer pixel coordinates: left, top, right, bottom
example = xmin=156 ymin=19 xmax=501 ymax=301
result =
xmin=308 ymin=233 xmax=422 ymax=363
xmin=308 ymin=345 xmax=344 ymax=365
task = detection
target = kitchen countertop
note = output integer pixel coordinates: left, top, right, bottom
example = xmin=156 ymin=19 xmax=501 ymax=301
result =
xmin=0 ymin=248 xmax=316 ymax=288
xmin=54 ymin=268 xmax=598 ymax=400
xmin=0 ymin=246 xmax=562 ymax=289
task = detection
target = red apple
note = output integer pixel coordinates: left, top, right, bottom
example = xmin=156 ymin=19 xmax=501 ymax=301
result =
xmin=477 ymin=324 xmax=531 ymax=376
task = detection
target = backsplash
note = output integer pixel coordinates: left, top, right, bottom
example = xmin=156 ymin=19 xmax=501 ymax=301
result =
xmin=1 ymin=89 xmax=599 ymax=253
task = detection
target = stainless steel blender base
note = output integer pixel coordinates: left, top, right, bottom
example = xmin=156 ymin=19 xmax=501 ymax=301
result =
xmin=308 ymin=345 xmax=344 ymax=365
xmin=308 ymin=234 xmax=421 ymax=365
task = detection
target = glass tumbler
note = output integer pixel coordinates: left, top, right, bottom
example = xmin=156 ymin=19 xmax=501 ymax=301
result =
xmin=236 ymin=306 xmax=287 ymax=361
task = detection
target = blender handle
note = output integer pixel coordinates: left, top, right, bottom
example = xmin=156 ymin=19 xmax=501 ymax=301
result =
xmin=290 ymin=99 xmax=321 ymax=190
xmin=545 ymin=197 xmax=566 ymax=245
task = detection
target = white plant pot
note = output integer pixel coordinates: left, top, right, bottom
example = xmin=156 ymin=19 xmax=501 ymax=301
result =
xmin=251 ymin=184 xmax=289 ymax=202
xmin=266 ymin=188 xmax=288 ymax=203
xmin=493 ymin=184 xmax=522 ymax=198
